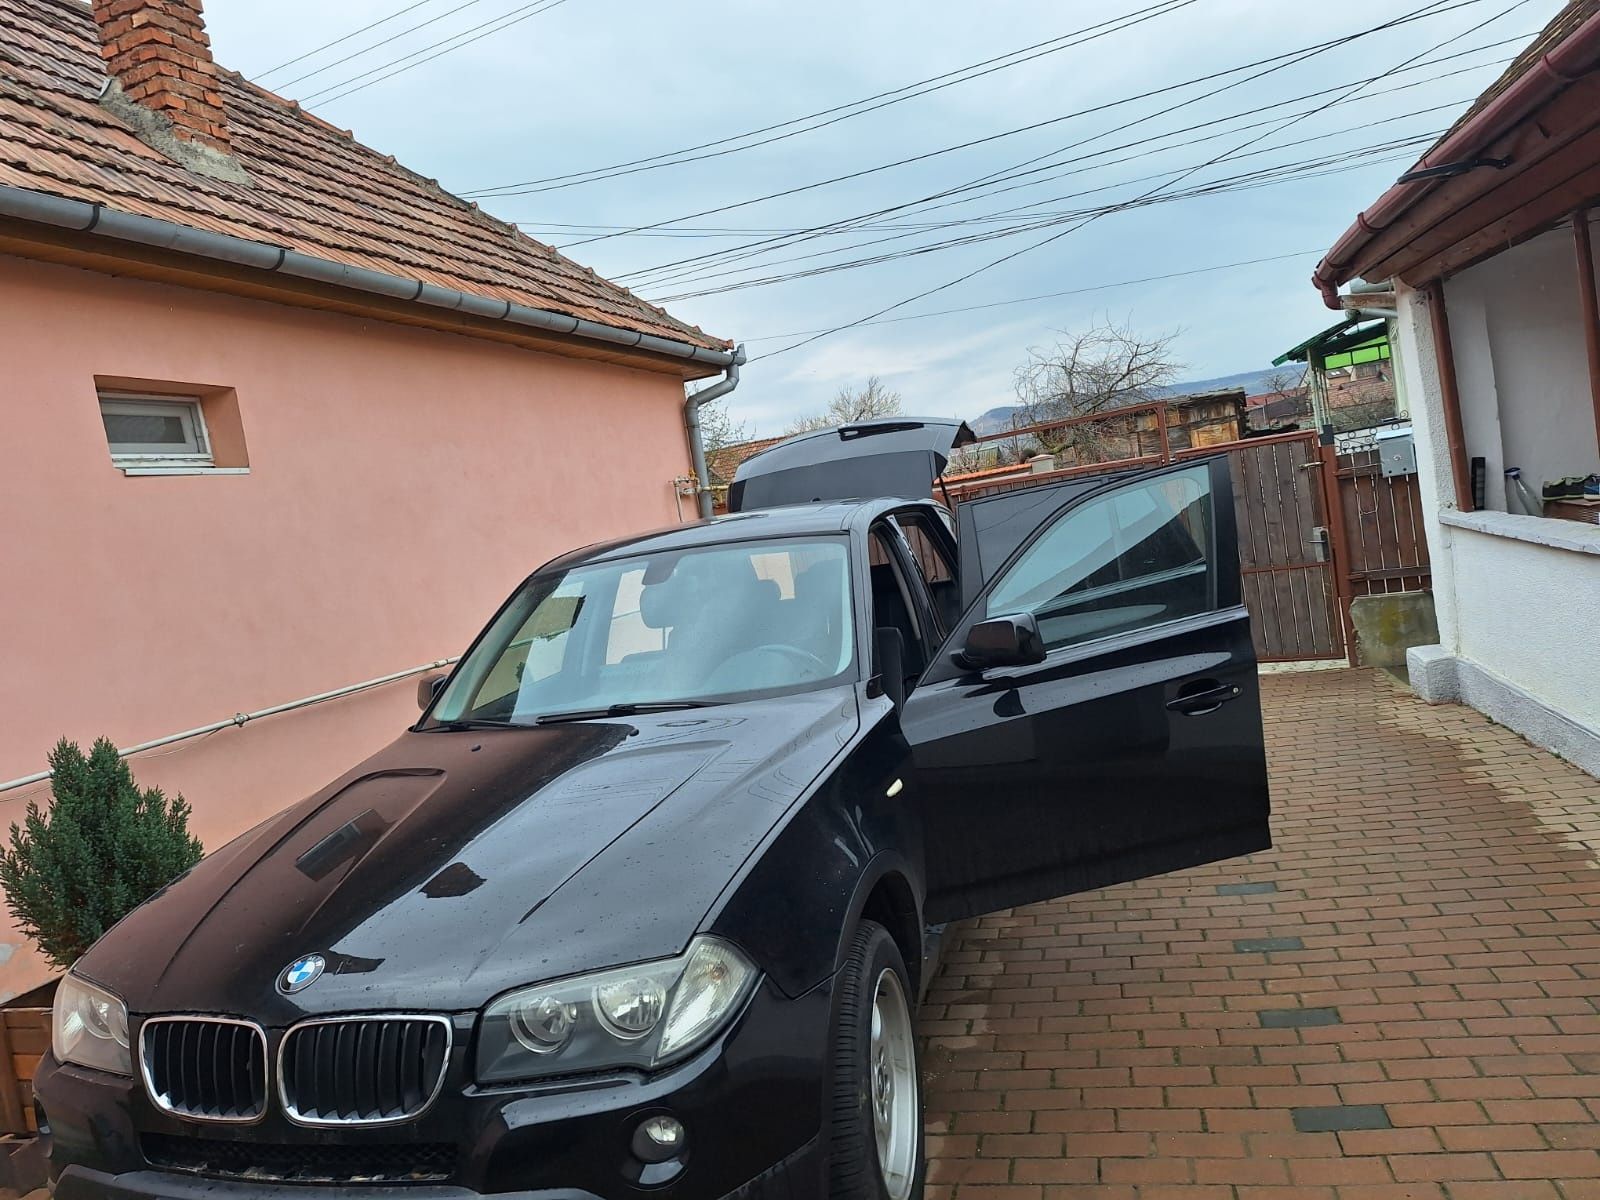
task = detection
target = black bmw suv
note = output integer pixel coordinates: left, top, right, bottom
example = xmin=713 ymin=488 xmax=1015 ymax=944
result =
xmin=36 ymin=419 xmax=1270 ymax=1200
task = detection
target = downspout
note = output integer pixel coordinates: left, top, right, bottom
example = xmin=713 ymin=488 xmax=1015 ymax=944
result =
xmin=683 ymin=344 xmax=746 ymax=520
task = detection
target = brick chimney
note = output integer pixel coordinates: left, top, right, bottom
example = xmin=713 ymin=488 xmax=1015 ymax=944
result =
xmin=91 ymin=0 xmax=231 ymax=154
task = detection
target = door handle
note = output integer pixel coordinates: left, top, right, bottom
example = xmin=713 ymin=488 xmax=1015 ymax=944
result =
xmin=1166 ymin=680 xmax=1243 ymax=716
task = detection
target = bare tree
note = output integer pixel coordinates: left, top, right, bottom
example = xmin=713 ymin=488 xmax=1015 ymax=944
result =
xmin=1262 ymin=366 xmax=1307 ymax=398
xmin=786 ymin=376 xmax=904 ymax=434
xmin=1013 ymin=320 xmax=1184 ymax=462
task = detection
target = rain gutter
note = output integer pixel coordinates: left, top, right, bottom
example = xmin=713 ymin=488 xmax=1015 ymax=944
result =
xmin=0 ymin=183 xmax=739 ymax=369
xmin=1312 ymin=10 xmax=1600 ymax=308
xmin=683 ymin=347 xmax=746 ymax=520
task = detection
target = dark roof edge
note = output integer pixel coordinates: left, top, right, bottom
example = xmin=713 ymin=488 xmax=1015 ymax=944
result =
xmin=1311 ymin=6 xmax=1600 ymax=308
xmin=0 ymin=183 xmax=738 ymax=368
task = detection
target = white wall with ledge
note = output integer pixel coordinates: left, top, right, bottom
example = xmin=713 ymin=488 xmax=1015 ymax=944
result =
xmin=1392 ymin=264 xmax=1600 ymax=779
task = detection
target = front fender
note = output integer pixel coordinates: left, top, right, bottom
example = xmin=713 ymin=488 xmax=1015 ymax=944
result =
xmin=703 ymin=694 xmax=926 ymax=998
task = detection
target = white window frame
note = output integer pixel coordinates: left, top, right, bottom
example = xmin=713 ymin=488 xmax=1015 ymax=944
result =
xmin=99 ymin=393 xmax=213 ymax=467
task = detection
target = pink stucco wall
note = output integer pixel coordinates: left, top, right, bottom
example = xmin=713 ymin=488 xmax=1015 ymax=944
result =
xmin=0 ymin=252 xmax=698 ymax=997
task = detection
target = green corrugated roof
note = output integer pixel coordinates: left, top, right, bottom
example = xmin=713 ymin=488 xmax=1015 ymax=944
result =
xmin=1273 ymin=318 xmax=1389 ymax=365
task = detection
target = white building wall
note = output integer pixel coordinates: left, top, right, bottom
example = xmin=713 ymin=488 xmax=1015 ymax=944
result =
xmin=1443 ymin=225 xmax=1599 ymax=503
xmin=1392 ymin=252 xmax=1600 ymax=778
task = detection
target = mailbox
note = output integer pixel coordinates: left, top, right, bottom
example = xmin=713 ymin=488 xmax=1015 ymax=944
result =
xmin=1375 ymin=425 xmax=1416 ymax=478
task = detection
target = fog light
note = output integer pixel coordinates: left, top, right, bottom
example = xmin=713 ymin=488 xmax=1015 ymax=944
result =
xmin=632 ymin=1114 xmax=686 ymax=1163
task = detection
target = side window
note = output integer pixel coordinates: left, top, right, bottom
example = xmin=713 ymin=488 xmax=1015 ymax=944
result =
xmin=868 ymin=529 xmax=926 ymax=680
xmin=985 ymin=464 xmax=1214 ymax=652
xmin=894 ymin=513 xmax=959 ymax=635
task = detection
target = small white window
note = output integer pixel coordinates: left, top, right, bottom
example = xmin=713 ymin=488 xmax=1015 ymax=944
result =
xmin=99 ymin=393 xmax=212 ymax=465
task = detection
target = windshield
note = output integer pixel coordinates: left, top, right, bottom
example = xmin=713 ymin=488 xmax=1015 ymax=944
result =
xmin=429 ymin=537 xmax=855 ymax=725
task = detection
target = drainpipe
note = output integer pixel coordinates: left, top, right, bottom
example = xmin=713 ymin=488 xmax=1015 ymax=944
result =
xmin=683 ymin=344 xmax=746 ymax=520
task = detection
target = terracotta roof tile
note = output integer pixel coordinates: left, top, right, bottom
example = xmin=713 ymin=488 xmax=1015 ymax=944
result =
xmin=0 ymin=0 xmax=727 ymax=351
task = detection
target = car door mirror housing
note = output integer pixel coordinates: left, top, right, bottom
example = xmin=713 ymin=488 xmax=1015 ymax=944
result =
xmin=417 ymin=672 xmax=448 ymax=711
xmin=953 ymin=613 xmax=1046 ymax=672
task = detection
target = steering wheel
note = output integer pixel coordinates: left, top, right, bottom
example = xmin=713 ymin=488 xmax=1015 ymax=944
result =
xmin=746 ymin=643 xmax=832 ymax=676
xmin=704 ymin=643 xmax=833 ymax=691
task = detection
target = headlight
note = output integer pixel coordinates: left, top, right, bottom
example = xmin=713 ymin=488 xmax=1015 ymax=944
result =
xmin=52 ymin=973 xmax=131 ymax=1077
xmin=477 ymin=936 xmax=757 ymax=1084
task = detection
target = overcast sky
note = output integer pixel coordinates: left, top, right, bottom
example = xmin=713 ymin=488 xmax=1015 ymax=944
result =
xmin=203 ymin=0 xmax=1557 ymax=435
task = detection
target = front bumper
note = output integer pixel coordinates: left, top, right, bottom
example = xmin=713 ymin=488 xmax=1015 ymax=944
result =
xmin=37 ymin=977 xmax=830 ymax=1200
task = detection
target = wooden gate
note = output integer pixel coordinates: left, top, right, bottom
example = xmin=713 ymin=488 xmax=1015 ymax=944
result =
xmin=1205 ymin=432 xmax=1345 ymax=662
xmin=1334 ymin=447 xmax=1432 ymax=602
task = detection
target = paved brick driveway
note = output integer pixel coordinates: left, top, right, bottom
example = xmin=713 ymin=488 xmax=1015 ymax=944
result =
xmin=918 ymin=668 xmax=1600 ymax=1200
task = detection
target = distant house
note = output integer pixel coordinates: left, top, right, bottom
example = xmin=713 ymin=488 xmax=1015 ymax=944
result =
xmin=1311 ymin=0 xmax=1600 ymax=775
xmin=1273 ymin=319 xmax=1401 ymax=435
xmin=0 ymin=0 xmax=736 ymax=995
xmin=707 ymin=434 xmax=785 ymax=512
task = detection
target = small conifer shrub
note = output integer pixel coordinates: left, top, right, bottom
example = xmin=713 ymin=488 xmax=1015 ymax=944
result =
xmin=0 ymin=738 xmax=203 ymax=971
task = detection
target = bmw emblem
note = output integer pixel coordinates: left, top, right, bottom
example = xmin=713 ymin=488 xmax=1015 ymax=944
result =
xmin=278 ymin=954 xmax=325 ymax=995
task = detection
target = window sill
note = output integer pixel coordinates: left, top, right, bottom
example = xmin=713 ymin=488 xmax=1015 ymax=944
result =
xmin=116 ymin=465 xmax=250 ymax=477
xmin=1440 ymin=508 xmax=1600 ymax=557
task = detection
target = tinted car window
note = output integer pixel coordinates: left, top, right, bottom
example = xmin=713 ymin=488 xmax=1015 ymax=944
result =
xmin=985 ymin=465 xmax=1214 ymax=651
xmin=432 ymin=538 xmax=855 ymax=724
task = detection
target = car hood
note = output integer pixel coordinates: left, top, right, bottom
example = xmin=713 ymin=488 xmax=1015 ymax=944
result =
xmin=78 ymin=689 xmax=858 ymax=1022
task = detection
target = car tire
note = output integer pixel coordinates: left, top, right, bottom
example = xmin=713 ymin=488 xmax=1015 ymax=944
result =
xmin=828 ymin=920 xmax=925 ymax=1200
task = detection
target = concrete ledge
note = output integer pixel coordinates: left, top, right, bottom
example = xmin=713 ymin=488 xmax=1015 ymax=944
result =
xmin=1405 ymin=646 xmax=1600 ymax=778
xmin=1440 ymin=509 xmax=1600 ymax=556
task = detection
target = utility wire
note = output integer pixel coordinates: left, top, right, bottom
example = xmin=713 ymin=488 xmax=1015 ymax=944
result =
xmin=303 ymin=0 xmax=570 ymax=104
xmin=277 ymin=0 xmax=488 ymax=90
xmin=740 ymin=250 xmax=1329 ymax=341
xmin=625 ymin=71 xmax=1491 ymax=292
xmin=547 ymin=0 xmax=1493 ymax=250
xmin=615 ymin=26 xmax=1515 ymax=289
xmin=752 ymin=0 xmax=1525 ymax=362
xmin=652 ymin=139 xmax=1440 ymax=302
xmin=509 ymin=38 xmax=1517 ymax=243
xmin=258 ymin=0 xmax=443 ymax=78
xmin=643 ymin=113 xmax=1461 ymax=299
xmin=461 ymin=0 xmax=1200 ymax=198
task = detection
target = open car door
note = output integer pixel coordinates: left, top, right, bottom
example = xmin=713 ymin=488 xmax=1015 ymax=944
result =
xmin=900 ymin=455 xmax=1270 ymax=924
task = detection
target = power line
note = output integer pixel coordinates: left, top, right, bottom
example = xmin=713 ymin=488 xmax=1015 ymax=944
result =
xmin=257 ymin=0 xmax=444 ymax=79
xmin=545 ymin=0 xmax=1494 ymax=251
xmin=643 ymin=112 xmax=1462 ymax=299
xmin=302 ymin=0 xmax=570 ymax=105
xmin=614 ymin=28 xmax=1517 ymax=290
xmin=624 ymin=73 xmax=1491 ymax=293
xmin=507 ymin=38 xmax=1518 ymax=244
xmin=739 ymin=251 xmax=1329 ymax=341
xmin=651 ymin=138 xmax=1440 ymax=303
xmin=752 ymin=0 xmax=1526 ymax=363
xmin=460 ymin=0 xmax=1201 ymax=198
xmin=277 ymin=0 xmax=488 ymax=91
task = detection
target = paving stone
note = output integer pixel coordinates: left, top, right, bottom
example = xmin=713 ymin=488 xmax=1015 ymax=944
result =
xmin=1261 ymin=1007 xmax=1343 ymax=1029
xmin=1293 ymin=1104 xmax=1394 ymax=1133
xmin=1234 ymin=936 xmax=1305 ymax=952
xmin=1216 ymin=881 xmax=1278 ymax=895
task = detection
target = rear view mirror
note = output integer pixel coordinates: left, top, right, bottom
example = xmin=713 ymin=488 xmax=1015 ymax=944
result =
xmin=417 ymin=672 xmax=448 ymax=711
xmin=953 ymin=613 xmax=1046 ymax=672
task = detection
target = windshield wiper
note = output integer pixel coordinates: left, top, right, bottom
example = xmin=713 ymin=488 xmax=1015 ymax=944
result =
xmin=534 ymin=701 xmax=713 ymax=726
xmin=428 ymin=718 xmax=522 ymax=732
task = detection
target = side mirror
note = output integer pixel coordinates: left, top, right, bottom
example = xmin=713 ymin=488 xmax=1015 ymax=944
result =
xmin=953 ymin=613 xmax=1046 ymax=672
xmin=416 ymin=672 xmax=448 ymax=711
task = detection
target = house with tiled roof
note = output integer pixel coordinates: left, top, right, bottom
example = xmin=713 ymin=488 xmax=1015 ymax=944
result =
xmin=0 ymin=0 xmax=738 ymax=996
xmin=1310 ymin=0 xmax=1600 ymax=776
